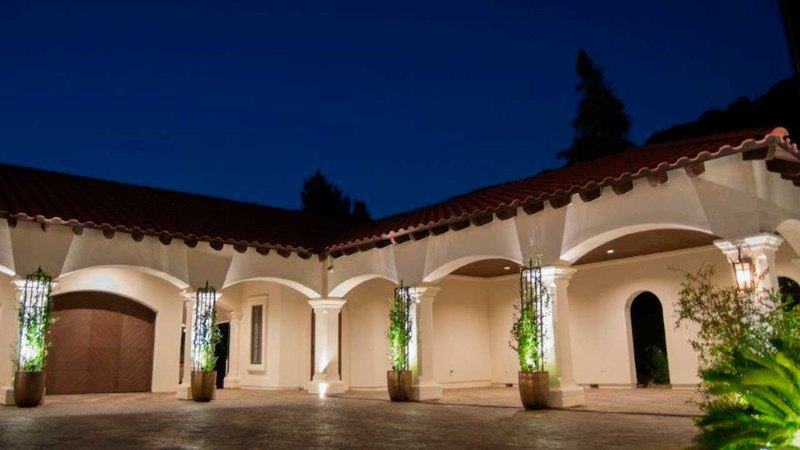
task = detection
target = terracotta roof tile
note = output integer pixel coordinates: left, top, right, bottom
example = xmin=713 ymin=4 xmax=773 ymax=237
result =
xmin=0 ymin=127 xmax=793 ymax=256
xmin=327 ymin=128 xmax=789 ymax=250
xmin=0 ymin=165 xmax=347 ymax=252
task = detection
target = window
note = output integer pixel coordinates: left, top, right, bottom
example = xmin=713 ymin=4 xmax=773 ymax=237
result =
xmin=250 ymin=304 xmax=264 ymax=365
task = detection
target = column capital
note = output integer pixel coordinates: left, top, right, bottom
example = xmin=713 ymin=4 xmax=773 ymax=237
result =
xmin=541 ymin=266 xmax=576 ymax=284
xmin=180 ymin=288 xmax=196 ymax=302
xmin=308 ymin=298 xmax=346 ymax=311
xmin=715 ymin=233 xmax=784 ymax=260
xmin=412 ymin=286 xmax=441 ymax=302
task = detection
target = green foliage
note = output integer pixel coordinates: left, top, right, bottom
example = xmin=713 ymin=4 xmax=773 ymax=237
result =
xmin=387 ymin=287 xmax=414 ymax=371
xmin=14 ymin=268 xmax=55 ymax=372
xmin=645 ymin=346 xmax=670 ymax=385
xmin=558 ymin=49 xmax=634 ymax=166
xmin=510 ymin=259 xmax=550 ymax=373
xmin=195 ymin=315 xmax=221 ymax=372
xmin=675 ymin=265 xmax=800 ymax=448
xmin=697 ymin=347 xmax=800 ymax=449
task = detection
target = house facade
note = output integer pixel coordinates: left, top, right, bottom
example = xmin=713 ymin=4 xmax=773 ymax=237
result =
xmin=1 ymin=128 xmax=799 ymax=407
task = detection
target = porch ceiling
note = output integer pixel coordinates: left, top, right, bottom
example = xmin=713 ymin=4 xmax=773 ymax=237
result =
xmin=574 ymin=229 xmax=718 ymax=265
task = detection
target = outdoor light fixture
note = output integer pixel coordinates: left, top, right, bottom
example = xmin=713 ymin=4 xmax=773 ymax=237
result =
xmin=731 ymin=246 xmax=755 ymax=291
xmin=606 ymin=249 xmax=615 ymax=254
xmin=192 ymin=282 xmax=218 ymax=371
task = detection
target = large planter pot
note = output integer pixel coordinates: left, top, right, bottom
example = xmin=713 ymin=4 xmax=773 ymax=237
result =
xmin=191 ymin=371 xmax=217 ymax=402
xmin=518 ymin=371 xmax=549 ymax=410
xmin=387 ymin=370 xmax=412 ymax=402
xmin=14 ymin=371 xmax=46 ymax=408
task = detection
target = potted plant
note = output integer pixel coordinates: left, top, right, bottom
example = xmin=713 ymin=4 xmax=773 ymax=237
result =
xmin=386 ymin=285 xmax=414 ymax=401
xmin=191 ymin=283 xmax=221 ymax=402
xmin=510 ymin=258 xmax=550 ymax=409
xmin=13 ymin=268 xmax=56 ymax=408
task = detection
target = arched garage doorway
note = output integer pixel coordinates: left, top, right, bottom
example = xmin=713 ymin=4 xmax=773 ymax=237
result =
xmin=629 ymin=292 xmax=670 ymax=387
xmin=46 ymin=292 xmax=156 ymax=394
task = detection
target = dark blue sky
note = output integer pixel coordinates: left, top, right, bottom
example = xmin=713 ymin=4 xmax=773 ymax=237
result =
xmin=0 ymin=0 xmax=791 ymax=218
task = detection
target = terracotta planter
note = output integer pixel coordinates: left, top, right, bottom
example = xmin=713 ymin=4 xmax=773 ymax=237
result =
xmin=14 ymin=371 xmax=46 ymax=408
xmin=518 ymin=371 xmax=549 ymax=410
xmin=191 ymin=371 xmax=217 ymax=402
xmin=387 ymin=370 xmax=412 ymax=402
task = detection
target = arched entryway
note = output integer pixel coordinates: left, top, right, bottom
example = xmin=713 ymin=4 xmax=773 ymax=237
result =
xmin=46 ymin=292 xmax=156 ymax=394
xmin=779 ymin=276 xmax=800 ymax=310
xmin=629 ymin=292 xmax=670 ymax=387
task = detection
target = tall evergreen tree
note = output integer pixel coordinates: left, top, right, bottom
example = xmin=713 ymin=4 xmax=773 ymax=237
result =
xmin=558 ymin=50 xmax=634 ymax=165
xmin=300 ymin=171 xmax=372 ymax=224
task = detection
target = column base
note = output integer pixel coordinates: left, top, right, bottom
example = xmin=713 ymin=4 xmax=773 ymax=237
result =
xmin=2 ymin=386 xmax=13 ymax=406
xmin=224 ymin=377 xmax=241 ymax=389
xmin=307 ymin=379 xmax=346 ymax=396
xmin=176 ymin=383 xmax=191 ymax=400
xmin=548 ymin=385 xmax=586 ymax=408
xmin=412 ymin=382 xmax=443 ymax=401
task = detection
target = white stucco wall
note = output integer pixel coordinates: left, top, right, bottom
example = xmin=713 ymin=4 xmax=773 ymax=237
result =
xmin=342 ymin=278 xmax=393 ymax=389
xmin=432 ymin=277 xmax=493 ymax=387
xmin=0 ymin=274 xmax=18 ymax=389
xmin=228 ymin=280 xmax=311 ymax=390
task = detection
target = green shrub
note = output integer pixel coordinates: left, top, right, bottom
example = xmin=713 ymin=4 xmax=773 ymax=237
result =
xmin=388 ymin=286 xmax=414 ymax=371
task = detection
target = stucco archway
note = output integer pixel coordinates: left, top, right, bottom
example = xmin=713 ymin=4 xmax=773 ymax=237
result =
xmin=222 ymin=276 xmax=320 ymax=299
xmin=561 ymin=223 xmax=715 ymax=265
xmin=423 ymin=254 xmax=521 ymax=283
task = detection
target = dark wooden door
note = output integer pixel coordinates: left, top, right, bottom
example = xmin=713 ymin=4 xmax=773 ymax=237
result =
xmin=46 ymin=292 xmax=156 ymax=395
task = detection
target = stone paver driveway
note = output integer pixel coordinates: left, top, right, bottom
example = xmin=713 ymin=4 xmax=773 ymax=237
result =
xmin=0 ymin=387 xmax=700 ymax=449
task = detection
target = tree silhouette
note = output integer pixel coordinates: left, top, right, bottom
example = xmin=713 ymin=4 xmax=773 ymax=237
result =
xmin=647 ymin=78 xmax=799 ymax=144
xmin=300 ymin=171 xmax=372 ymax=225
xmin=558 ymin=50 xmax=634 ymax=165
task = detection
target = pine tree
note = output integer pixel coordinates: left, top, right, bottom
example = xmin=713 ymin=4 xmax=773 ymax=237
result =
xmin=558 ymin=50 xmax=634 ymax=165
xmin=300 ymin=171 xmax=372 ymax=224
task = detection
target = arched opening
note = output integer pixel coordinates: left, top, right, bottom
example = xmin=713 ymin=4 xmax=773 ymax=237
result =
xmin=779 ymin=276 xmax=800 ymax=310
xmin=46 ymin=291 xmax=156 ymax=394
xmin=629 ymin=292 xmax=670 ymax=387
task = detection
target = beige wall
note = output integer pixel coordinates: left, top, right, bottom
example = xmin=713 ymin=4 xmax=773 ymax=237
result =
xmin=342 ymin=278 xmax=393 ymax=389
xmin=0 ymin=274 xmax=17 ymax=389
xmin=226 ymin=280 xmax=311 ymax=390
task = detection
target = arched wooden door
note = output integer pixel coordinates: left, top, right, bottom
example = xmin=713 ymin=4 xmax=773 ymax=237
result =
xmin=46 ymin=292 xmax=156 ymax=394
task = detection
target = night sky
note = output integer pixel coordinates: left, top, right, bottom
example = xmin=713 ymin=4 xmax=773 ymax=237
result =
xmin=0 ymin=1 xmax=791 ymax=218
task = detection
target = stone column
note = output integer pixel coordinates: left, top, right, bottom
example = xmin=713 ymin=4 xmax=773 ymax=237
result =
xmin=541 ymin=266 xmax=585 ymax=408
xmin=307 ymin=298 xmax=346 ymax=395
xmin=224 ymin=311 xmax=242 ymax=389
xmin=176 ymin=290 xmax=195 ymax=400
xmin=715 ymin=233 xmax=784 ymax=292
xmin=411 ymin=286 xmax=442 ymax=401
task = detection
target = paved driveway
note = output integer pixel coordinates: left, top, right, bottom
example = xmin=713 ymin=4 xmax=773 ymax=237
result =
xmin=0 ymin=388 xmax=699 ymax=448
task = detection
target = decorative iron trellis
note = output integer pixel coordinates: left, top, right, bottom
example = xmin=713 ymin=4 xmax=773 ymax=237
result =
xmin=192 ymin=282 xmax=219 ymax=372
xmin=388 ymin=284 xmax=415 ymax=371
xmin=518 ymin=256 xmax=551 ymax=372
xmin=16 ymin=267 xmax=55 ymax=372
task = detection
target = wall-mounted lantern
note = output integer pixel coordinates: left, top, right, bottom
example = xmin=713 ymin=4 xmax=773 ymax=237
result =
xmin=731 ymin=246 xmax=755 ymax=291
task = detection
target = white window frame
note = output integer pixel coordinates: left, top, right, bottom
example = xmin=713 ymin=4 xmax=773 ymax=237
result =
xmin=247 ymin=294 xmax=268 ymax=372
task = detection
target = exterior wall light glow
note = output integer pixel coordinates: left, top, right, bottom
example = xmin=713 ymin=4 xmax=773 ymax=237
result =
xmin=606 ymin=249 xmax=615 ymax=254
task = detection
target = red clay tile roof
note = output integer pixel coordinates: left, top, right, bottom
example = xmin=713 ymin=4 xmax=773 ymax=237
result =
xmin=0 ymin=164 xmax=347 ymax=255
xmin=327 ymin=127 xmax=796 ymax=252
xmin=0 ymin=127 xmax=795 ymax=257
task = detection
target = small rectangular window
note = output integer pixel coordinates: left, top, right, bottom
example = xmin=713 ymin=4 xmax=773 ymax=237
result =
xmin=250 ymin=304 xmax=263 ymax=365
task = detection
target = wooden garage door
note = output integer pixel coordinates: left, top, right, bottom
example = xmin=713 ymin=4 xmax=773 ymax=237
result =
xmin=46 ymin=292 xmax=156 ymax=395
